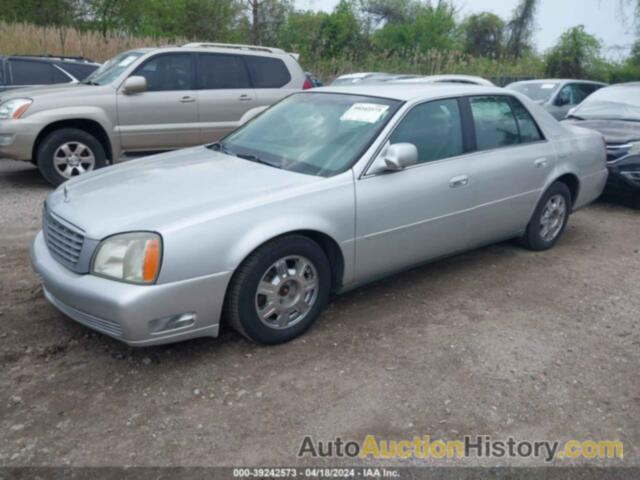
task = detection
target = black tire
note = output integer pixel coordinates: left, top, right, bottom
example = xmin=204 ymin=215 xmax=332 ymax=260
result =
xmin=36 ymin=128 xmax=107 ymax=186
xmin=521 ymin=181 xmax=572 ymax=251
xmin=223 ymin=235 xmax=331 ymax=345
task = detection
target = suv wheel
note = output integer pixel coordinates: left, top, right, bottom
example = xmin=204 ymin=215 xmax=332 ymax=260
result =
xmin=521 ymin=181 xmax=572 ymax=251
xmin=37 ymin=128 xmax=107 ymax=186
xmin=224 ymin=235 xmax=331 ymax=345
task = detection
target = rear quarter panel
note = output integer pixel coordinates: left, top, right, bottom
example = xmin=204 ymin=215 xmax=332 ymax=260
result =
xmin=552 ymin=123 xmax=608 ymax=209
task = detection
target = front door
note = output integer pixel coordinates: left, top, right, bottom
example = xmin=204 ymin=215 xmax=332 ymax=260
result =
xmin=355 ymin=98 xmax=478 ymax=282
xmin=117 ymin=53 xmax=199 ymax=152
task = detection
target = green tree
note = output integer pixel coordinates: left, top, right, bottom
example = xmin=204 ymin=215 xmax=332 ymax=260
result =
xmin=505 ymin=0 xmax=538 ymax=58
xmin=277 ymin=10 xmax=328 ymax=60
xmin=372 ymin=1 xmax=457 ymax=55
xmin=545 ymin=26 xmax=602 ymax=78
xmin=0 ymin=0 xmax=81 ymax=26
xmin=462 ymin=12 xmax=505 ymax=58
xmin=318 ymin=1 xmax=364 ymax=59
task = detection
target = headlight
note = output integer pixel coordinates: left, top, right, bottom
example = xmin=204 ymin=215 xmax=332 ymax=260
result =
xmin=91 ymin=232 xmax=162 ymax=284
xmin=0 ymin=98 xmax=33 ymax=120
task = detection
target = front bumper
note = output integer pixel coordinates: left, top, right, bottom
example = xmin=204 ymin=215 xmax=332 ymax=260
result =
xmin=605 ymin=151 xmax=640 ymax=196
xmin=0 ymin=118 xmax=41 ymax=161
xmin=31 ymin=231 xmax=233 ymax=346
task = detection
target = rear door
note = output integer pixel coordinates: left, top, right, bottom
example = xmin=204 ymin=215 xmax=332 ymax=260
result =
xmin=464 ymin=95 xmax=554 ymax=245
xmin=196 ymin=52 xmax=256 ymax=143
xmin=245 ymin=55 xmax=298 ymax=109
xmin=117 ymin=53 xmax=199 ymax=152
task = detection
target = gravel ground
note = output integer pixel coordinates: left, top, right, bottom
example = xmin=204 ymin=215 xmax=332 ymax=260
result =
xmin=0 ymin=159 xmax=639 ymax=467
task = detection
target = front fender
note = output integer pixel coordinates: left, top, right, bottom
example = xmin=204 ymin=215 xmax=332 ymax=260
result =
xmin=28 ymin=107 xmax=120 ymax=162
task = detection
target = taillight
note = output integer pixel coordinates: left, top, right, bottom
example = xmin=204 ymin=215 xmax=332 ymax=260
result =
xmin=303 ymin=79 xmax=313 ymax=90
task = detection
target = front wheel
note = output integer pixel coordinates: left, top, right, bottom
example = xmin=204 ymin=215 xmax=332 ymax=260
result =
xmin=37 ymin=128 xmax=107 ymax=186
xmin=223 ymin=235 xmax=331 ymax=345
xmin=521 ymin=182 xmax=572 ymax=251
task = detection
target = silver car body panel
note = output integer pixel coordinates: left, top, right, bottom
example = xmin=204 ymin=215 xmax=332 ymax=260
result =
xmin=32 ymin=84 xmax=608 ymax=345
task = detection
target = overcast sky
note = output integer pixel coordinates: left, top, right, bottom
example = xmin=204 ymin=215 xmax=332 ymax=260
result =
xmin=295 ymin=0 xmax=636 ymax=56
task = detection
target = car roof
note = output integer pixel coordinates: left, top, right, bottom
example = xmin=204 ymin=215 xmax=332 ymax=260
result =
xmin=509 ymin=78 xmax=605 ymax=85
xmin=392 ymin=74 xmax=494 ymax=86
xmin=4 ymin=54 xmax=99 ymax=65
xmin=312 ymin=83 xmax=505 ymax=102
xmin=132 ymin=44 xmax=296 ymax=60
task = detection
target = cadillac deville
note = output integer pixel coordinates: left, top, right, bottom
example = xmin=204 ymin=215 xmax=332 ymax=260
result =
xmin=31 ymin=84 xmax=608 ymax=346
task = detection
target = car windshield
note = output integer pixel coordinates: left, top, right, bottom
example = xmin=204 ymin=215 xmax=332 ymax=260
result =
xmin=573 ymin=86 xmax=640 ymax=121
xmin=508 ymin=82 xmax=559 ymax=102
xmin=219 ymin=92 xmax=401 ymax=177
xmin=83 ymin=50 xmax=144 ymax=85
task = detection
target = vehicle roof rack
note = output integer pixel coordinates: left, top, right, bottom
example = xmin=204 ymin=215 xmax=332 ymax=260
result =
xmin=10 ymin=54 xmax=96 ymax=63
xmin=182 ymin=42 xmax=287 ymax=55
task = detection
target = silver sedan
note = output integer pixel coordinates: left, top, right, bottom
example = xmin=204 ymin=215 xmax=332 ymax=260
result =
xmin=32 ymin=84 xmax=608 ymax=346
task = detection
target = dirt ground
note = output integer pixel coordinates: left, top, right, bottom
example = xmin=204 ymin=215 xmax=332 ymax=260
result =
xmin=0 ymin=159 xmax=639 ymax=468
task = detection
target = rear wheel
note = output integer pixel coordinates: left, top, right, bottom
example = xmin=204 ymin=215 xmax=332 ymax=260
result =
xmin=224 ymin=235 xmax=331 ymax=345
xmin=521 ymin=182 xmax=572 ymax=251
xmin=37 ymin=128 xmax=107 ymax=186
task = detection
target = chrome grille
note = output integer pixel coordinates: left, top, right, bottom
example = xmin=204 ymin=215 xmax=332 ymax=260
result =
xmin=44 ymin=210 xmax=85 ymax=269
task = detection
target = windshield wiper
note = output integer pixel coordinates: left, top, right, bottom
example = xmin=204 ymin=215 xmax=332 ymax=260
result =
xmin=566 ymin=113 xmax=585 ymax=121
xmin=208 ymin=141 xmax=233 ymax=155
xmin=236 ymin=152 xmax=281 ymax=168
xmin=82 ymin=80 xmax=100 ymax=86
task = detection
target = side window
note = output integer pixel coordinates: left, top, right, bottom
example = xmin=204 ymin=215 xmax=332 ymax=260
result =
xmin=509 ymin=98 xmax=543 ymax=143
xmin=558 ymin=84 xmax=592 ymax=105
xmin=245 ymin=56 xmax=291 ymax=88
xmin=9 ymin=60 xmax=56 ymax=85
xmin=470 ymin=96 xmax=520 ymax=150
xmin=197 ymin=54 xmax=251 ymax=89
xmin=574 ymin=83 xmax=599 ymax=103
xmin=59 ymin=63 xmax=98 ymax=81
xmin=52 ymin=66 xmax=70 ymax=83
xmin=389 ymin=99 xmax=464 ymax=164
xmin=132 ymin=54 xmax=194 ymax=92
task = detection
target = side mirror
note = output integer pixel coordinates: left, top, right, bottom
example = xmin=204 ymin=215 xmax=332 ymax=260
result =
xmin=122 ymin=76 xmax=147 ymax=95
xmin=384 ymin=143 xmax=418 ymax=171
xmin=566 ymin=107 xmax=577 ymax=118
xmin=239 ymin=106 xmax=268 ymax=125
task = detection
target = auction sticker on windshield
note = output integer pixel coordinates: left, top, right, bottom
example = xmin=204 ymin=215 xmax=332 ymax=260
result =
xmin=341 ymin=103 xmax=389 ymax=123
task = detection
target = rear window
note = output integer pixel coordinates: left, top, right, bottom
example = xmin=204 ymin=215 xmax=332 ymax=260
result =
xmin=245 ymin=56 xmax=291 ymax=88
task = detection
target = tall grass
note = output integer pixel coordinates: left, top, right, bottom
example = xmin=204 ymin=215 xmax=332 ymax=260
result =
xmin=0 ymin=21 xmax=543 ymax=83
xmin=0 ymin=22 xmax=184 ymax=62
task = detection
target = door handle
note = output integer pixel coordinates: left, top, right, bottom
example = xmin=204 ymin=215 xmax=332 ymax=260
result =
xmin=534 ymin=158 xmax=549 ymax=168
xmin=449 ymin=175 xmax=469 ymax=188
xmin=180 ymin=96 xmax=195 ymax=103
xmin=238 ymin=94 xmax=252 ymax=102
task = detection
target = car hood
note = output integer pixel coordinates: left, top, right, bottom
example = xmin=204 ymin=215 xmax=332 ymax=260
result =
xmin=565 ymin=119 xmax=640 ymax=145
xmin=0 ymin=82 xmax=98 ymax=101
xmin=45 ymin=146 xmax=323 ymax=239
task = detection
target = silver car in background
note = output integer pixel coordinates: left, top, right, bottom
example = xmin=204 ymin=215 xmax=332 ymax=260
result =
xmin=506 ymin=79 xmax=606 ymax=120
xmin=0 ymin=43 xmax=308 ymax=186
xmin=32 ymin=84 xmax=608 ymax=347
